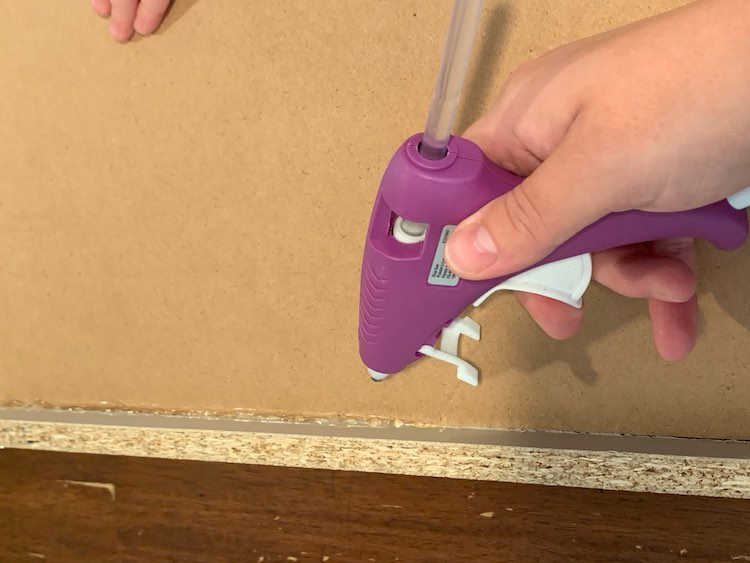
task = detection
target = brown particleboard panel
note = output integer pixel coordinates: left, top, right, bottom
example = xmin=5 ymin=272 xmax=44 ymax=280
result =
xmin=1 ymin=1 xmax=749 ymax=438
xmin=2 ymin=449 xmax=750 ymax=562
xmin=4 ymin=410 xmax=750 ymax=499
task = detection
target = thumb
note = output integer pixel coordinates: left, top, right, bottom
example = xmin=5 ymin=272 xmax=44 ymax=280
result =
xmin=444 ymin=135 xmax=617 ymax=280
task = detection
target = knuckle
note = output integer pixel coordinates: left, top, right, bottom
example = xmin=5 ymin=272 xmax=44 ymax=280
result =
xmin=501 ymin=187 xmax=547 ymax=246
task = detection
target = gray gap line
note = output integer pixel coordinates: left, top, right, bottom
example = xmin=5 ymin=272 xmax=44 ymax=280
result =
xmin=1 ymin=407 xmax=749 ymax=460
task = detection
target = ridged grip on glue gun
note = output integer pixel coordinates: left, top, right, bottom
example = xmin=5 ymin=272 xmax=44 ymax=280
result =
xmin=358 ymin=134 xmax=749 ymax=376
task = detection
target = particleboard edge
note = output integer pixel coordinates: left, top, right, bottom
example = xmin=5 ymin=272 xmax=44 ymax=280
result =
xmin=1 ymin=407 xmax=749 ymax=499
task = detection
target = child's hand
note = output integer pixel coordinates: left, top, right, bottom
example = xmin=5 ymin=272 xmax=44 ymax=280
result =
xmin=91 ymin=0 xmax=171 ymax=42
xmin=444 ymin=0 xmax=750 ymax=361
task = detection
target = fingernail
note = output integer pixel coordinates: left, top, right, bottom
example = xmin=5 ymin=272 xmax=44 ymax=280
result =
xmin=133 ymin=18 xmax=151 ymax=35
xmin=654 ymin=291 xmax=693 ymax=303
xmin=109 ymin=22 xmax=132 ymax=42
xmin=445 ymin=223 xmax=498 ymax=275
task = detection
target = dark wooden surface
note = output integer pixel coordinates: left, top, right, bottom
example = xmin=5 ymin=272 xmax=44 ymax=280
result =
xmin=1 ymin=449 xmax=749 ymax=562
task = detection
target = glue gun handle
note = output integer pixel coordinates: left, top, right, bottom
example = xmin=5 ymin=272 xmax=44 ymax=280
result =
xmin=544 ymin=201 xmax=748 ymax=264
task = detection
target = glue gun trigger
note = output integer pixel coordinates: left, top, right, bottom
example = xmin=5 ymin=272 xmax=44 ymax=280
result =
xmin=474 ymin=253 xmax=593 ymax=309
xmin=368 ymin=255 xmax=591 ymax=386
xmin=418 ymin=254 xmax=593 ymax=387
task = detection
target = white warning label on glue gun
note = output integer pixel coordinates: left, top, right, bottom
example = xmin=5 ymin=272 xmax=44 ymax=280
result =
xmin=428 ymin=225 xmax=459 ymax=287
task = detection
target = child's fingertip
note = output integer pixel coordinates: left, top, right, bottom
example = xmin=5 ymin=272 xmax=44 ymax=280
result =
xmin=133 ymin=20 xmax=153 ymax=36
xmin=91 ymin=0 xmax=112 ymax=17
xmin=109 ymin=22 xmax=133 ymax=43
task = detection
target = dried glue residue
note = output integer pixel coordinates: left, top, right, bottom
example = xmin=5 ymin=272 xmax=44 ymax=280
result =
xmin=57 ymin=480 xmax=116 ymax=501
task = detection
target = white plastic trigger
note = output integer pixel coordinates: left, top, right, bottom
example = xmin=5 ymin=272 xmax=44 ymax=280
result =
xmin=728 ymin=186 xmax=750 ymax=210
xmin=474 ymin=253 xmax=592 ymax=309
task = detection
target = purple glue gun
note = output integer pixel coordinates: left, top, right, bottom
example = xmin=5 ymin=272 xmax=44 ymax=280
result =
xmin=358 ymin=1 xmax=750 ymax=385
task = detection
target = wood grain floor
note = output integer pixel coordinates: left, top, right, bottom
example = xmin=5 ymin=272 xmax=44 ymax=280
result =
xmin=1 ymin=449 xmax=749 ymax=562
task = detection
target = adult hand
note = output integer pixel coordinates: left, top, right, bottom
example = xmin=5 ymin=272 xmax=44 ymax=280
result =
xmin=444 ymin=0 xmax=750 ymax=360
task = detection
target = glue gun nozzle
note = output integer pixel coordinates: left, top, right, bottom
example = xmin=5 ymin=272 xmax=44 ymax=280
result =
xmin=368 ymin=369 xmax=391 ymax=382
